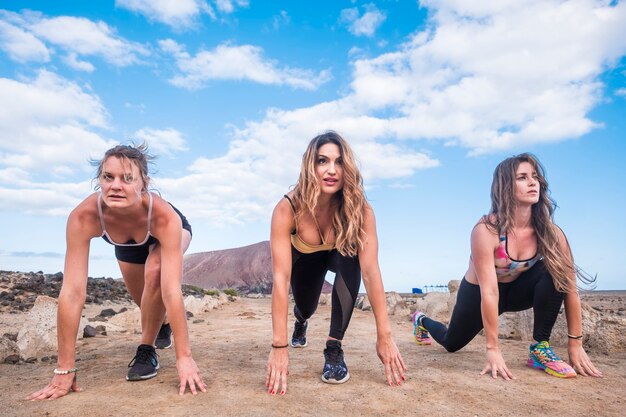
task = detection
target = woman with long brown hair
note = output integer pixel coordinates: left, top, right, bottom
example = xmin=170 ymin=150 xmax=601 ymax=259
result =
xmin=412 ymin=153 xmax=602 ymax=379
xmin=265 ymin=131 xmax=406 ymax=395
xmin=28 ymin=144 xmax=205 ymax=400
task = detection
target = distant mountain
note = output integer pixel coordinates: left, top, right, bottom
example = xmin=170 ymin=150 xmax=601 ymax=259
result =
xmin=182 ymin=241 xmax=333 ymax=294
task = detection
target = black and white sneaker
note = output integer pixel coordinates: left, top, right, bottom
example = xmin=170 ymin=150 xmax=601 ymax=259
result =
xmin=291 ymin=320 xmax=308 ymax=348
xmin=321 ymin=340 xmax=350 ymax=384
xmin=127 ymin=344 xmax=159 ymax=381
xmin=155 ymin=323 xmax=172 ymax=349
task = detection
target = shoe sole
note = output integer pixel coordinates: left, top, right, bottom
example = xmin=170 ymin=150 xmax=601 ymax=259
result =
xmin=155 ymin=341 xmax=172 ymax=349
xmin=526 ymin=358 xmax=576 ymax=378
xmin=126 ymin=363 xmax=160 ymax=381
xmin=290 ymin=341 xmax=308 ymax=348
xmin=321 ymin=372 xmax=350 ymax=384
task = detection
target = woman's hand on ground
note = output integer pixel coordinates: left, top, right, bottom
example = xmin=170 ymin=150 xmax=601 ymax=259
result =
xmin=176 ymin=356 xmax=207 ymax=395
xmin=266 ymin=347 xmax=289 ymax=395
xmin=27 ymin=373 xmax=81 ymax=400
xmin=568 ymin=342 xmax=603 ymax=377
xmin=376 ymin=337 xmax=407 ymax=386
xmin=481 ymin=347 xmax=515 ymax=380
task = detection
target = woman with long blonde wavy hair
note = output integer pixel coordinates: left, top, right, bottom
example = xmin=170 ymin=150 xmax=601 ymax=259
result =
xmin=265 ymin=131 xmax=406 ymax=395
xmin=412 ymin=153 xmax=602 ymax=380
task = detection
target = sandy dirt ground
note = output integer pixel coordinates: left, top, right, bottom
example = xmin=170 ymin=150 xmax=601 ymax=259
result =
xmin=1 ymin=296 xmax=625 ymax=417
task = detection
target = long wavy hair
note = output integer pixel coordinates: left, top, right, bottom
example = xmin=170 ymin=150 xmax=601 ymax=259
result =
xmin=292 ymin=131 xmax=367 ymax=257
xmin=91 ymin=143 xmax=155 ymax=192
xmin=484 ymin=153 xmax=594 ymax=292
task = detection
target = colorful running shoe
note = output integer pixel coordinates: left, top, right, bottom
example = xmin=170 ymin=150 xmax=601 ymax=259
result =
xmin=321 ymin=340 xmax=350 ymax=384
xmin=527 ymin=341 xmax=576 ymax=378
xmin=411 ymin=310 xmax=432 ymax=345
xmin=291 ymin=320 xmax=308 ymax=348
xmin=155 ymin=323 xmax=172 ymax=349
xmin=127 ymin=344 xmax=160 ymax=381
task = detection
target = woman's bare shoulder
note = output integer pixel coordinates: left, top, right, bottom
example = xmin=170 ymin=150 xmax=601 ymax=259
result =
xmin=471 ymin=216 xmax=499 ymax=243
xmin=67 ymin=193 xmax=101 ymax=236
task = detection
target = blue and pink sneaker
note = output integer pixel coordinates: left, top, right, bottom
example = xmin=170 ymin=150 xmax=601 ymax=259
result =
xmin=527 ymin=341 xmax=576 ymax=378
xmin=411 ymin=310 xmax=432 ymax=346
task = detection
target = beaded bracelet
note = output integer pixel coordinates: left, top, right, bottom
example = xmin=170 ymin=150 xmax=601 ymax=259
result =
xmin=53 ymin=367 xmax=78 ymax=375
xmin=271 ymin=344 xmax=289 ymax=349
xmin=567 ymin=334 xmax=583 ymax=340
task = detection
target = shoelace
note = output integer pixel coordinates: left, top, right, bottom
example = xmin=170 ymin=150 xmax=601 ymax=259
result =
xmin=128 ymin=347 xmax=158 ymax=367
xmin=324 ymin=344 xmax=344 ymax=365
xmin=534 ymin=344 xmax=560 ymax=362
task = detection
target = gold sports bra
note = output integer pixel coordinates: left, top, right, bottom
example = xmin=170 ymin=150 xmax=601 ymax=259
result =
xmin=284 ymin=195 xmax=334 ymax=254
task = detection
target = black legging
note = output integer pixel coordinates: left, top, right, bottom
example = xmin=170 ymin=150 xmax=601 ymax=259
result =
xmin=422 ymin=260 xmax=564 ymax=352
xmin=290 ymin=247 xmax=361 ymax=340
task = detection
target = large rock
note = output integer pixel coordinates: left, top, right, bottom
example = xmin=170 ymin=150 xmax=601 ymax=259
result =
xmin=107 ymin=307 xmax=141 ymax=331
xmin=1 ymin=336 xmax=20 ymax=363
xmin=182 ymin=293 xmax=235 ymax=316
xmin=412 ymin=292 xmax=451 ymax=323
xmin=354 ymin=292 xmax=410 ymax=316
xmin=318 ymin=293 xmax=331 ymax=305
xmin=499 ymin=301 xmax=626 ymax=353
xmin=16 ymin=296 xmax=87 ymax=359
xmin=386 ymin=291 xmax=411 ymax=316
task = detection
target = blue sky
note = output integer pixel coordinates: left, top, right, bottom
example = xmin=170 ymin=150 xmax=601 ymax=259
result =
xmin=1 ymin=1 xmax=625 ymax=291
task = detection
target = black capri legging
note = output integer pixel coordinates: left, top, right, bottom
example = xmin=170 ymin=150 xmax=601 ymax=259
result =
xmin=290 ymin=248 xmax=361 ymax=340
xmin=422 ymin=260 xmax=565 ymax=352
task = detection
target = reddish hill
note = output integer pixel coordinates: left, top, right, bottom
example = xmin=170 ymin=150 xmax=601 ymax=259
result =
xmin=182 ymin=241 xmax=333 ymax=294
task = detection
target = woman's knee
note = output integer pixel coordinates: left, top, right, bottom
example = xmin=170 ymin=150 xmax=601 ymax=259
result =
xmin=143 ymin=259 xmax=162 ymax=292
xmin=444 ymin=344 xmax=463 ymax=353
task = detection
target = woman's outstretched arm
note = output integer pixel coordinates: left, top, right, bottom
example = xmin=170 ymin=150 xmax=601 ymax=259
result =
xmin=359 ymin=206 xmax=407 ymax=386
xmin=472 ymin=223 xmax=515 ymax=380
xmin=27 ymin=204 xmax=95 ymax=400
xmin=556 ymin=226 xmax=602 ymax=377
xmin=154 ymin=201 xmax=206 ymax=395
xmin=266 ymin=198 xmax=294 ymax=395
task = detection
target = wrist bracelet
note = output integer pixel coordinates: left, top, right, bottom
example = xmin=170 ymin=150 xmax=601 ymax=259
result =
xmin=271 ymin=344 xmax=289 ymax=349
xmin=567 ymin=334 xmax=583 ymax=340
xmin=53 ymin=367 xmax=78 ymax=375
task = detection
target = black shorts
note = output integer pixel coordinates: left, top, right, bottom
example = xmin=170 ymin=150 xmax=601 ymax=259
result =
xmin=113 ymin=204 xmax=192 ymax=264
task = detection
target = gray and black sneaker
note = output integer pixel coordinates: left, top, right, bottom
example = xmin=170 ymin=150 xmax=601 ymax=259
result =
xmin=291 ymin=320 xmax=308 ymax=348
xmin=155 ymin=323 xmax=172 ymax=349
xmin=321 ymin=340 xmax=350 ymax=384
xmin=127 ymin=344 xmax=159 ymax=381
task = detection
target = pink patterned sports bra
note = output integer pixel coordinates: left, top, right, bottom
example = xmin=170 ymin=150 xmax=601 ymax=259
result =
xmin=494 ymin=234 xmax=541 ymax=278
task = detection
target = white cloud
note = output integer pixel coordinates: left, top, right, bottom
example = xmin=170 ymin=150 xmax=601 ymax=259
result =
xmin=132 ymin=127 xmax=188 ymax=156
xmin=159 ymin=40 xmax=332 ymax=90
xmin=116 ymin=0 xmax=214 ymax=29
xmin=0 ymin=70 xmax=115 ymax=180
xmin=616 ymin=88 xmax=626 ymax=98
xmin=272 ymin=10 xmax=290 ymax=31
xmin=63 ymin=52 xmax=96 ymax=72
xmin=0 ymin=19 xmax=50 ymax=63
xmin=28 ymin=15 xmax=150 ymax=67
xmin=345 ymin=0 xmax=626 ymax=154
xmin=150 ymin=0 xmax=626 ymax=224
xmin=340 ymin=3 xmax=387 ymax=37
xmin=3 ymin=0 xmax=625 ymax=225
xmin=115 ymin=0 xmax=248 ymax=28
xmin=0 ymin=11 xmax=149 ymax=69
xmin=148 ymin=100 xmax=438 ymax=226
xmin=214 ymin=0 xmax=249 ymax=14
xmin=0 ymin=180 xmax=92 ymax=216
